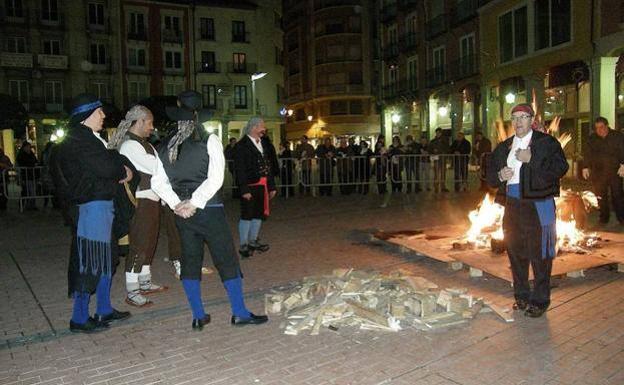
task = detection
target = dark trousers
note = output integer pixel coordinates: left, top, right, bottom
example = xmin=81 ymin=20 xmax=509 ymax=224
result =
xmin=593 ymin=175 xmax=624 ymax=223
xmin=162 ymin=205 xmax=182 ymax=261
xmin=175 ymin=206 xmax=240 ymax=282
xmin=376 ymin=166 xmax=387 ymax=194
xmin=299 ymin=169 xmax=311 ymax=195
xmin=125 ymin=199 xmax=160 ymax=273
xmin=0 ymin=186 xmax=7 ymax=210
xmin=279 ymin=168 xmax=294 ymax=198
xmin=319 ymin=165 xmax=333 ymax=196
xmin=454 ymin=157 xmax=469 ymax=192
xmin=405 ymin=161 xmax=420 ymax=193
xmin=508 ymin=252 xmax=553 ymax=308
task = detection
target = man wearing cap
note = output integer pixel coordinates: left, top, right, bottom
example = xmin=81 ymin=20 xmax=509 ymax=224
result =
xmin=109 ymin=105 xmax=179 ymax=307
xmin=486 ymin=103 xmax=568 ymax=318
xmin=233 ymin=117 xmax=277 ymax=258
xmin=151 ymin=90 xmax=268 ymax=330
xmin=50 ymin=93 xmax=134 ymax=333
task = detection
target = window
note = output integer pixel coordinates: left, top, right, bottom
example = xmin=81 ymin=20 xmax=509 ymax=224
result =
xmin=91 ymin=82 xmax=108 ymax=101
xmin=200 ymin=18 xmax=215 ymax=40
xmin=388 ymin=25 xmax=398 ymax=46
xmin=128 ymin=81 xmax=147 ymax=103
xmin=5 ymin=0 xmax=24 ymax=18
xmin=7 ymin=36 xmax=26 ymax=53
xmin=43 ymin=39 xmax=60 ymax=55
xmin=408 ymin=57 xmax=418 ymax=91
xmin=202 ymin=84 xmax=217 ymax=108
xmin=330 ymin=101 xmax=348 ymax=115
xmin=349 ymin=100 xmax=363 ymax=115
xmin=164 ymin=15 xmax=180 ymax=33
xmin=432 ymin=45 xmax=445 ymax=82
xmin=535 ymin=0 xmax=571 ymax=50
xmin=499 ymin=6 xmax=527 ymax=63
xmin=88 ymin=3 xmax=105 ymax=26
xmin=232 ymin=53 xmax=246 ymax=72
xmin=165 ymin=83 xmax=183 ymax=96
xmin=44 ymin=80 xmax=63 ymax=110
xmin=128 ymin=48 xmax=146 ymax=67
xmin=129 ymin=12 xmax=146 ymax=37
xmin=275 ymin=46 xmax=283 ymax=65
xmin=459 ymin=33 xmax=475 ymax=76
xmin=41 ymin=0 xmax=59 ymax=21
xmin=200 ymin=51 xmax=216 ymax=72
xmin=90 ymin=43 xmax=106 ymax=65
xmin=233 ymin=85 xmax=247 ymax=108
xmin=165 ymin=51 xmax=182 ymax=69
xmin=8 ymin=80 xmax=29 ymax=105
xmin=232 ymin=21 xmax=246 ymax=42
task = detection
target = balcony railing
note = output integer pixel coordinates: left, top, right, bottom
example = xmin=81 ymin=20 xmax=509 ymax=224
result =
xmin=314 ymin=0 xmax=360 ymax=10
xmin=382 ymin=43 xmax=399 ymax=61
xmin=128 ymin=30 xmax=147 ymax=41
xmin=425 ymin=13 xmax=448 ymax=40
xmin=226 ymin=62 xmax=257 ymax=74
xmin=232 ymin=32 xmax=249 ymax=43
xmin=316 ymin=83 xmax=364 ymax=96
xmin=91 ymin=61 xmax=113 ymax=73
xmin=452 ymin=0 xmax=478 ymax=26
xmin=87 ymin=19 xmax=110 ymax=34
xmin=315 ymin=24 xmax=361 ymax=37
xmin=164 ymin=66 xmax=185 ymax=75
xmin=37 ymin=54 xmax=68 ymax=69
xmin=196 ymin=61 xmax=221 ymax=73
xmin=0 ymin=8 xmax=29 ymax=24
xmin=399 ymin=32 xmax=418 ymax=51
xmin=425 ymin=66 xmax=446 ymax=88
xmin=450 ymin=55 xmax=478 ymax=80
xmin=315 ymin=56 xmax=362 ymax=65
xmin=380 ymin=4 xmax=397 ymax=24
xmin=0 ymin=52 xmax=33 ymax=68
xmin=36 ymin=10 xmax=63 ymax=28
xmin=162 ymin=30 xmax=183 ymax=44
xmin=127 ymin=65 xmax=150 ymax=74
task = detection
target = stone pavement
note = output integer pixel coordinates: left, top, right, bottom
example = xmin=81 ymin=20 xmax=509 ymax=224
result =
xmin=1 ymin=191 xmax=623 ymax=385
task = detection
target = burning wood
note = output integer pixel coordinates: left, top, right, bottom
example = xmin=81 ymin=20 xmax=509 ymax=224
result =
xmin=457 ymin=190 xmax=600 ymax=254
xmin=266 ymin=269 xmax=493 ymax=335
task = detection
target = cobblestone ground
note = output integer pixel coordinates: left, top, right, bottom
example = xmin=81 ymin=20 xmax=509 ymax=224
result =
xmin=1 ymin=190 xmax=623 ymax=385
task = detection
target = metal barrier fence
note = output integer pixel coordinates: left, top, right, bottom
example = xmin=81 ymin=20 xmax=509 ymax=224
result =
xmin=1 ymin=166 xmax=55 ymax=211
xmin=1 ymin=154 xmax=489 ymax=210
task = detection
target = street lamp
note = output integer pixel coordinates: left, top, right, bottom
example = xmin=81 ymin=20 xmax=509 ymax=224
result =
xmin=250 ymin=71 xmax=267 ymax=115
xmin=391 ymin=113 xmax=401 ymax=124
xmin=505 ymin=92 xmax=516 ymax=104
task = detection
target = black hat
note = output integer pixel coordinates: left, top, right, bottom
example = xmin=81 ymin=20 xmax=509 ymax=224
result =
xmin=68 ymin=93 xmax=102 ymax=126
xmin=166 ymin=90 xmax=202 ymax=121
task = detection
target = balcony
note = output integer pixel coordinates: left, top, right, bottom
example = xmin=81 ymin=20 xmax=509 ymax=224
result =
xmin=450 ymin=55 xmax=478 ymax=80
xmin=163 ymin=66 xmax=184 ymax=75
xmin=128 ymin=30 xmax=147 ymax=41
xmin=399 ymin=32 xmax=418 ymax=51
xmin=196 ymin=61 xmax=221 ymax=73
xmin=87 ymin=19 xmax=110 ymax=34
xmin=0 ymin=52 xmax=33 ymax=68
xmin=425 ymin=66 xmax=446 ymax=88
xmin=162 ymin=30 xmax=183 ymax=44
xmin=0 ymin=8 xmax=29 ymax=24
xmin=315 ymin=24 xmax=361 ymax=37
xmin=226 ymin=62 xmax=257 ymax=74
xmin=231 ymin=32 xmax=249 ymax=43
xmin=37 ymin=54 xmax=68 ymax=70
xmin=316 ymin=83 xmax=364 ymax=96
xmin=314 ymin=0 xmax=360 ymax=10
xmin=127 ymin=65 xmax=149 ymax=74
xmin=425 ymin=13 xmax=448 ymax=40
xmin=382 ymin=43 xmax=399 ymax=61
xmin=380 ymin=4 xmax=398 ymax=24
xmin=91 ymin=61 xmax=113 ymax=73
xmin=452 ymin=0 xmax=478 ymax=26
xmin=315 ymin=56 xmax=362 ymax=65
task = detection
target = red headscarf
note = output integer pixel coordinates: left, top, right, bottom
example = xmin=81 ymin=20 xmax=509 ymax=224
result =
xmin=510 ymin=103 xmax=534 ymax=116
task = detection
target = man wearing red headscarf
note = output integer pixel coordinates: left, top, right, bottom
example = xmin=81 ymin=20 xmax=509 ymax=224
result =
xmin=486 ymin=103 xmax=568 ymax=318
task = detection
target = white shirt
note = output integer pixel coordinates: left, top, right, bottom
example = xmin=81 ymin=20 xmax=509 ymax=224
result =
xmin=151 ymin=134 xmax=225 ymax=210
xmin=119 ymin=139 xmax=163 ymax=201
xmin=93 ymin=131 xmax=108 ymax=147
xmin=247 ymin=135 xmax=264 ymax=154
xmin=506 ymin=130 xmax=533 ymax=185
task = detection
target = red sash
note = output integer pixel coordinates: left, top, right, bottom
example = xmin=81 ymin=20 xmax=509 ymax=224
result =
xmin=249 ymin=176 xmax=270 ymax=216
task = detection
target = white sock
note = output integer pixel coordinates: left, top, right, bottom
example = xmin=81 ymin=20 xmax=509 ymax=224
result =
xmin=140 ymin=265 xmax=151 ymax=275
xmin=125 ymin=272 xmax=140 ymax=292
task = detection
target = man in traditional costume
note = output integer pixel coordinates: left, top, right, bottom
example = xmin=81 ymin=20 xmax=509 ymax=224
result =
xmin=486 ymin=103 xmax=568 ymax=318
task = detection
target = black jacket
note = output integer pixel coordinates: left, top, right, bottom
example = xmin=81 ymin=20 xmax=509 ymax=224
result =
xmin=486 ymin=130 xmax=568 ymax=204
xmin=583 ymin=129 xmax=624 ymax=178
xmin=233 ymin=135 xmax=277 ymax=195
xmin=50 ymin=124 xmax=132 ymax=206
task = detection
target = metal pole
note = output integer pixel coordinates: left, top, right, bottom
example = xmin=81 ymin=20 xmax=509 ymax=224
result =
xmin=251 ymin=79 xmax=256 ymax=115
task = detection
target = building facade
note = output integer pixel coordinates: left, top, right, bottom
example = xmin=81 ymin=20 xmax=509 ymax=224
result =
xmin=283 ymin=0 xmax=379 ymax=144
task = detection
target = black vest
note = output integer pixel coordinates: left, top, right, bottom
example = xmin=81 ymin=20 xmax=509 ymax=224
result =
xmin=158 ymin=132 xmax=223 ymax=205
xmin=127 ymin=132 xmax=154 ymax=192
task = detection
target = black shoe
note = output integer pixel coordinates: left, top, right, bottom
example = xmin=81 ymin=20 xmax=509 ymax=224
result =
xmin=69 ymin=317 xmax=108 ymax=333
xmin=248 ymin=240 xmax=269 ymax=253
xmin=524 ymin=305 xmax=547 ymax=318
xmin=231 ymin=312 xmax=268 ymax=326
xmin=94 ymin=309 xmax=131 ymax=324
xmin=192 ymin=315 xmax=211 ymax=330
xmin=512 ymin=300 xmax=528 ymax=311
xmin=239 ymin=245 xmax=251 ymax=259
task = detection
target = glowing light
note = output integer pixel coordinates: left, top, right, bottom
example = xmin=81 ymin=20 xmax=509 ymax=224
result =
xmin=287 ymin=109 xmax=294 ymax=116
xmin=504 ymin=92 xmax=516 ymax=104
xmin=438 ymin=106 xmax=448 ymax=117
xmin=307 ymin=115 xmax=313 ymax=121
xmin=55 ymin=128 xmax=65 ymax=138
xmin=391 ymin=113 xmax=400 ymax=124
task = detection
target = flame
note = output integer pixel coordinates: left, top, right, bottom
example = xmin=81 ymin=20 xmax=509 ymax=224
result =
xmin=465 ymin=194 xmax=505 ymax=247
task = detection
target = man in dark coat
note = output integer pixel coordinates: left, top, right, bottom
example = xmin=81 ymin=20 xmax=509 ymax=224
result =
xmin=50 ymin=93 xmax=134 ymax=333
xmin=316 ymin=137 xmax=336 ymax=196
xmin=233 ymin=117 xmax=277 ymax=258
xmin=582 ymin=116 xmax=624 ymax=225
xmin=428 ymin=128 xmax=450 ymax=193
xmin=450 ymin=131 xmax=471 ymax=192
xmin=473 ymin=131 xmax=492 ymax=192
xmin=487 ymin=103 xmax=568 ymax=318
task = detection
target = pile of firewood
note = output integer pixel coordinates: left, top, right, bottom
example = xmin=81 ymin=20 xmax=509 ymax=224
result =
xmin=265 ymin=269 xmax=512 ymax=336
